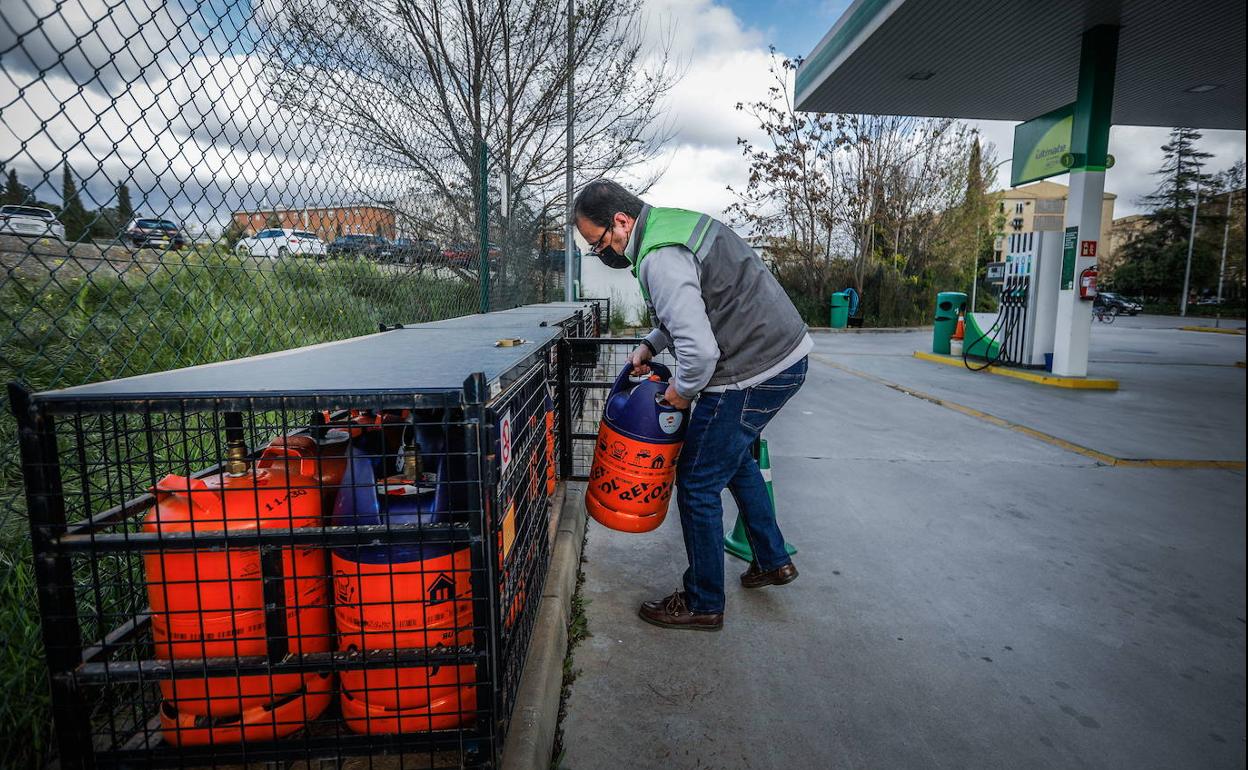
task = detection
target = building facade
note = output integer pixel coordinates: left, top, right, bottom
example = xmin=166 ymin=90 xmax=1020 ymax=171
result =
xmin=231 ymin=203 xmax=396 ymax=240
xmin=991 ymin=180 xmax=1116 ymax=261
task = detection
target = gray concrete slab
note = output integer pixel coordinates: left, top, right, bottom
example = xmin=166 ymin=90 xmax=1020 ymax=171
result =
xmin=808 ymin=325 xmax=1245 ymax=462
xmin=561 ymin=331 xmax=1245 ymax=770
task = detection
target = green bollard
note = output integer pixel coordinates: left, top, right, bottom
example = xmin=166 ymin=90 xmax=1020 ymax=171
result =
xmin=724 ymin=437 xmax=797 ymax=562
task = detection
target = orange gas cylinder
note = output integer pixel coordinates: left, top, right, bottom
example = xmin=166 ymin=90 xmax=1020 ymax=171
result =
xmin=269 ymin=430 xmax=350 ymax=517
xmin=585 ymin=363 xmax=688 ymax=533
xmin=143 ymin=445 xmax=331 ymax=745
xmin=331 ymin=443 xmax=476 ymax=734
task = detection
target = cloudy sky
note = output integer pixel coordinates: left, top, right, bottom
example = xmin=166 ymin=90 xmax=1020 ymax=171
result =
xmin=637 ymin=0 xmax=1246 ymax=220
xmin=0 ymin=0 xmax=1242 ymax=233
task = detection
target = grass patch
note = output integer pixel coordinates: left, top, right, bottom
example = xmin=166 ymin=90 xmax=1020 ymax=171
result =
xmin=550 ymin=536 xmax=590 ymax=770
xmin=0 ymin=249 xmax=476 ymax=767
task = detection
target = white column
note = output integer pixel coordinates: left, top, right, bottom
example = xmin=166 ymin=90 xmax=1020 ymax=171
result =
xmin=1050 ymin=169 xmax=1103 ymax=377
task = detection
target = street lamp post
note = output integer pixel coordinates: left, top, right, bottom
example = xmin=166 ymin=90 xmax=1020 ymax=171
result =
xmin=1180 ymin=180 xmax=1201 ymax=317
xmin=564 ymin=0 xmax=575 ymax=301
xmin=1215 ymin=190 xmax=1232 ymax=327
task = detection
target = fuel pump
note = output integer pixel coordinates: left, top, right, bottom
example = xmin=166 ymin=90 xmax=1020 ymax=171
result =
xmin=963 ymin=231 xmax=1061 ymax=370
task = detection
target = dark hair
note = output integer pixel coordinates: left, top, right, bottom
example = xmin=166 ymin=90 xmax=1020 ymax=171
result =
xmin=573 ymin=179 xmax=645 ymax=228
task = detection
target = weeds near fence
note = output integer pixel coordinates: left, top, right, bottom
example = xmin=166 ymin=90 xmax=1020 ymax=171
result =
xmin=551 ymin=541 xmax=590 ymax=770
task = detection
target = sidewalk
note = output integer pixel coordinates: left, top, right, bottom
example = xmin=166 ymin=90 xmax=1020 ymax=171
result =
xmin=559 ymin=328 xmax=1245 ymax=769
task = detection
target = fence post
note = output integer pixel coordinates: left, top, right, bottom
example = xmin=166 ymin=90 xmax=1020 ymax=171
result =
xmin=8 ymin=384 xmax=91 ymax=770
xmin=556 ymin=339 xmax=574 ymax=478
xmin=462 ymin=372 xmax=501 ymax=764
xmin=478 ymin=139 xmax=491 ymax=314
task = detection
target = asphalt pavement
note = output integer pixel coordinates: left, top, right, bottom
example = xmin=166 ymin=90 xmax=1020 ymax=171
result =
xmin=560 ymin=318 xmax=1246 ymax=770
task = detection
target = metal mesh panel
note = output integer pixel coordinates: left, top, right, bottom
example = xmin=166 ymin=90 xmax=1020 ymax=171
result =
xmin=487 ymin=359 xmax=557 ymax=727
xmin=563 ymin=339 xmax=676 ymax=481
xmin=0 ymin=1 xmax=573 ymax=762
xmin=14 ymin=392 xmax=504 ymax=768
xmin=578 ymin=297 xmax=611 ymax=337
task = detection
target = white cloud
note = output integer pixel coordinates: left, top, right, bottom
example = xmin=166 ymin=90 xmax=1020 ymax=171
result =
xmin=625 ymin=0 xmax=791 ymax=220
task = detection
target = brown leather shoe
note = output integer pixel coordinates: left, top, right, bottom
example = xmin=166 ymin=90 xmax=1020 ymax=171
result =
xmin=740 ymin=561 xmax=798 ymax=589
xmin=638 ymin=591 xmax=723 ymax=631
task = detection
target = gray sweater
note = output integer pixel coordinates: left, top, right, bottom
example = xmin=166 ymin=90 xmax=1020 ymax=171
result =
xmin=640 ymin=246 xmax=720 ymax=398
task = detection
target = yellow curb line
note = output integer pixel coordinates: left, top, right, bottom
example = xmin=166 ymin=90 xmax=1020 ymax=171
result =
xmin=1179 ymin=326 xmax=1245 ymax=335
xmin=810 ymin=353 xmax=1244 ymax=471
xmin=912 ymin=351 xmax=1119 ymax=390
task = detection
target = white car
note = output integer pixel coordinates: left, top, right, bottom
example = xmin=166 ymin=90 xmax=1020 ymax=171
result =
xmin=235 ymin=228 xmax=327 ymax=259
xmin=0 ymin=205 xmax=66 ymax=240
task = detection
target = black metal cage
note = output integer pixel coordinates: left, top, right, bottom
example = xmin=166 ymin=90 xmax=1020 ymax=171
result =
xmin=557 ymin=338 xmax=676 ymax=482
xmin=9 ymin=303 xmax=600 ymax=769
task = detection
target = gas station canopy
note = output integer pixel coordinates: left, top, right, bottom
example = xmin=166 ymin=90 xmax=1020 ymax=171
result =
xmin=795 ymin=0 xmax=1246 ymax=129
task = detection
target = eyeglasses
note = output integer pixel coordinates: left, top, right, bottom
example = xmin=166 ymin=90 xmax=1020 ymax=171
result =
xmin=588 ymin=220 xmax=613 ymax=255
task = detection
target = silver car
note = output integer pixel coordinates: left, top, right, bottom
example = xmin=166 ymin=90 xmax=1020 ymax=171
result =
xmin=0 ymin=205 xmax=66 ymax=240
xmin=235 ymin=228 xmax=328 ymax=259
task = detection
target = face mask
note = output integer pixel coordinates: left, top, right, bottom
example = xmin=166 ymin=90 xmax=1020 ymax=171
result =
xmin=596 ymin=245 xmax=631 ymax=270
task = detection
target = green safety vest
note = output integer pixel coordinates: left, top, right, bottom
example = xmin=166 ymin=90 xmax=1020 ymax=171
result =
xmin=623 ymin=205 xmax=810 ymax=387
xmin=629 ymin=207 xmax=715 ymax=301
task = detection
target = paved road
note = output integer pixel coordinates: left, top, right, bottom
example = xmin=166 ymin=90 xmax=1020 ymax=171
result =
xmin=1107 ymin=313 xmax=1245 ymax=331
xmin=561 ymin=325 xmax=1246 ymax=770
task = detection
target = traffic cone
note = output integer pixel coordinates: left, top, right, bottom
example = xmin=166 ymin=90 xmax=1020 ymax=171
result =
xmin=723 ymin=437 xmax=797 ymax=562
xmin=950 ymin=312 xmax=966 ymax=357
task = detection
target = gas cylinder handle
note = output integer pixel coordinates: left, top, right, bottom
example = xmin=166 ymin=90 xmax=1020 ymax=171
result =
xmin=647 ymin=361 xmax=673 ymax=381
xmin=154 ymin=474 xmax=223 ymax=514
xmin=612 ymin=360 xmax=673 ymax=395
xmin=259 ymin=444 xmax=318 ymax=479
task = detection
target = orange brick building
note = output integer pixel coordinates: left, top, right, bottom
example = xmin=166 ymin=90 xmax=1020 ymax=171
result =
xmin=232 ymin=203 xmax=396 ymax=240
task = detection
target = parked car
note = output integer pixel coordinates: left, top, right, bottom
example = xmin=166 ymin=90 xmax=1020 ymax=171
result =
xmin=0 ymin=205 xmax=65 ymax=240
xmin=1195 ymin=295 xmax=1224 ymax=306
xmin=1094 ymin=291 xmax=1142 ymax=315
xmin=391 ymin=238 xmax=439 ymax=265
xmin=125 ymin=217 xmax=187 ymax=249
xmin=327 ymin=234 xmax=394 ymax=260
xmin=235 ymin=228 xmax=327 ymax=259
xmin=441 ymin=242 xmax=501 ymax=268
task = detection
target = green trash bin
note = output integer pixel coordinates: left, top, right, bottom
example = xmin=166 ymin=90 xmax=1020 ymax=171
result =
xmin=830 ymin=291 xmax=850 ymax=329
xmin=932 ymin=291 xmax=967 ymax=354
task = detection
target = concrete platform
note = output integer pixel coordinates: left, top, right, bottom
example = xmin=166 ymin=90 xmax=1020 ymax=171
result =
xmin=560 ymin=318 xmax=1245 ymax=769
xmin=912 ymin=350 xmax=1120 ymax=390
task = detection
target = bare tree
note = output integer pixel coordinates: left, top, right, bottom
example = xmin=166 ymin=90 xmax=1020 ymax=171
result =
xmin=728 ymin=52 xmax=996 ymax=325
xmin=263 ymin=0 xmax=676 ymax=262
xmin=726 ymin=52 xmax=845 ymax=305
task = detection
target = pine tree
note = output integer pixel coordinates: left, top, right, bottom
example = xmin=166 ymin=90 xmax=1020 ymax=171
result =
xmin=60 ymin=164 xmax=90 ymax=241
xmin=1115 ymin=128 xmax=1222 ymax=301
xmin=116 ymin=183 xmax=133 ymax=225
xmin=4 ymin=168 xmax=23 ymax=205
xmin=1140 ymin=127 xmax=1214 ymax=241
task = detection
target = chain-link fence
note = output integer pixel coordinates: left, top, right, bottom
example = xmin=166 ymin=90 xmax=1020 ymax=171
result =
xmin=1 ymin=0 xmax=572 ymax=763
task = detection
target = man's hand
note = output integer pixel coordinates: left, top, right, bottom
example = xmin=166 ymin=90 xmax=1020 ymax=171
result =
xmin=629 ymin=343 xmax=653 ymax=375
xmin=662 ymin=383 xmax=691 ymax=410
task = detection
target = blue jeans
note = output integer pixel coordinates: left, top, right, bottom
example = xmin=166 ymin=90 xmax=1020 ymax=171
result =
xmin=676 ymin=357 xmax=808 ymax=613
